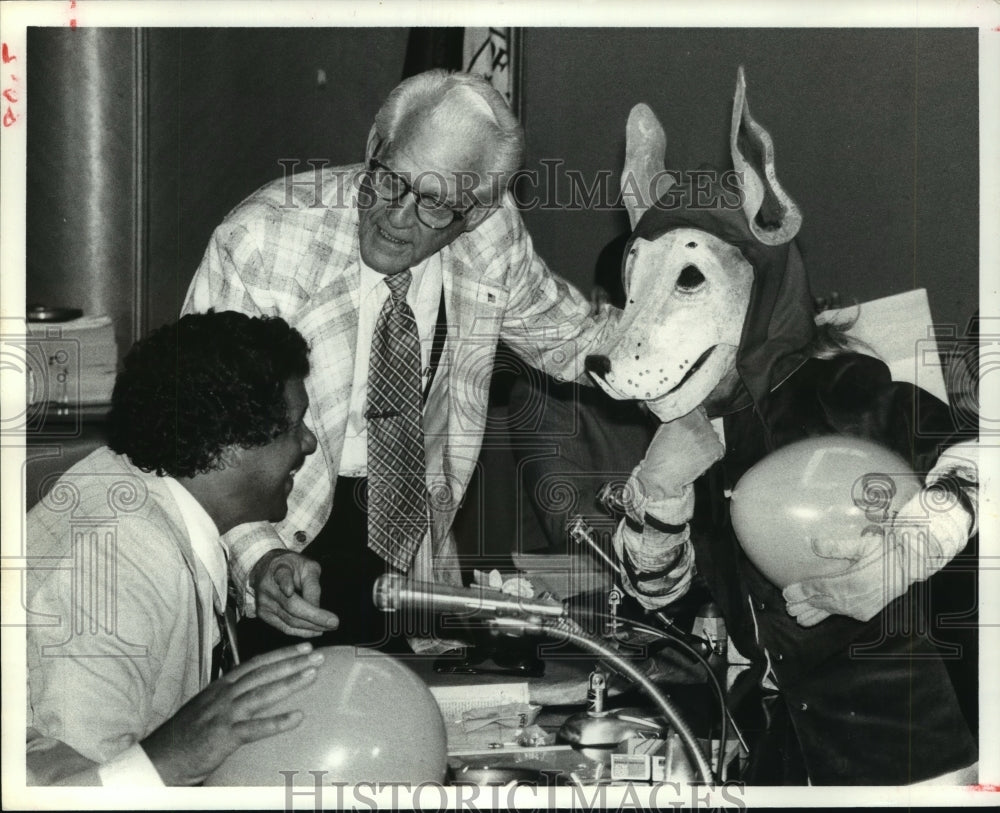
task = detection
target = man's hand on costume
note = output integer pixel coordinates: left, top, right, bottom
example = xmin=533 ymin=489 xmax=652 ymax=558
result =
xmin=783 ymin=486 xmax=974 ymax=628
xmin=140 ymin=643 xmax=323 ymax=785
xmin=590 ymin=284 xmax=610 ymax=317
xmin=251 ymin=549 xmax=340 ymax=636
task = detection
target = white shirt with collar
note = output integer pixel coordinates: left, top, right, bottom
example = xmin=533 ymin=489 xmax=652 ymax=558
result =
xmin=163 ymin=476 xmax=229 ymax=628
xmin=339 ymin=253 xmax=443 ymax=476
xmin=97 ymin=476 xmax=228 ymax=787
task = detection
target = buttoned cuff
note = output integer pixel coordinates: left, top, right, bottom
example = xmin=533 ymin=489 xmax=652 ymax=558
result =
xmin=233 ymin=539 xmax=290 ymax=618
xmin=97 ymin=744 xmax=165 ymax=787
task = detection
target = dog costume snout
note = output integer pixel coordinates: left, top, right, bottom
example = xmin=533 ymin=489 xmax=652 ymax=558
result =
xmin=585 ymin=354 xmax=612 ymax=378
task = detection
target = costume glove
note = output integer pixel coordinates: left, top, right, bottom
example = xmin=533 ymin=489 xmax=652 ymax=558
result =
xmin=612 ymin=407 xmax=723 ymax=609
xmin=783 ymin=465 xmax=976 ymax=627
xmin=622 ymin=406 xmax=725 ymax=526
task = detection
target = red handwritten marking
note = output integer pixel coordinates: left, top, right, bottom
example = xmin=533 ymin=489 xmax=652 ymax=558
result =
xmin=971 ymin=784 xmax=1000 ymax=792
xmin=2 ymin=44 xmax=19 ymax=125
xmin=70 ymin=19 xmax=77 ymax=29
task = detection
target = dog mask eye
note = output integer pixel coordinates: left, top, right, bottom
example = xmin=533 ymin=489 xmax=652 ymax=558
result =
xmin=676 ymin=264 xmax=705 ymax=291
xmin=623 ymin=246 xmax=638 ymax=297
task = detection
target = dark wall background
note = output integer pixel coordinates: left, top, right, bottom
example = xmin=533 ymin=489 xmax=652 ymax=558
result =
xmin=26 ymin=27 xmax=979 ymax=348
xmin=145 ymin=28 xmax=410 ymax=333
xmin=26 ymin=27 xmax=410 ymax=348
xmin=520 ymin=28 xmax=978 ymax=333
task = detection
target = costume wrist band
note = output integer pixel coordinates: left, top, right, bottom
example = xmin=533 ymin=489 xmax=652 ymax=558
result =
xmin=624 ymin=512 xmax=687 ymax=536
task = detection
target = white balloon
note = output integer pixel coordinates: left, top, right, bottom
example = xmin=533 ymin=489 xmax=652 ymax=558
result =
xmin=731 ymin=436 xmax=922 ymax=588
xmin=206 ymin=646 xmax=448 ymax=786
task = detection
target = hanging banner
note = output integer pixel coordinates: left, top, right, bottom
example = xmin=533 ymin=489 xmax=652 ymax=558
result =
xmin=463 ymin=27 xmax=522 ymax=120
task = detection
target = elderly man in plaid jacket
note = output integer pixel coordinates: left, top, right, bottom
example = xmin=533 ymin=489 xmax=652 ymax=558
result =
xmin=183 ymin=70 xmax=619 ymax=654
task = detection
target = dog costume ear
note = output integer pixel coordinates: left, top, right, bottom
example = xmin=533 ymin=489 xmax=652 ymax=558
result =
xmin=730 ymin=66 xmax=802 ymax=246
xmin=621 ymin=103 xmax=672 ymax=229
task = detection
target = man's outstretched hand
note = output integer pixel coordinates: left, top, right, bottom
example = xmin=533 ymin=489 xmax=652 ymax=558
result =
xmin=141 ymin=643 xmax=324 ymax=786
xmin=251 ymin=550 xmax=340 ymax=636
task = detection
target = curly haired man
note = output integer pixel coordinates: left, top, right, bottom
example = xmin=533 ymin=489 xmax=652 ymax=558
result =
xmin=26 ymin=310 xmax=322 ymax=786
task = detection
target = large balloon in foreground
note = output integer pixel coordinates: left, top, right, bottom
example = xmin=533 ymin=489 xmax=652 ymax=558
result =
xmin=206 ymin=646 xmax=447 ymax=786
xmin=730 ymin=436 xmax=922 ymax=589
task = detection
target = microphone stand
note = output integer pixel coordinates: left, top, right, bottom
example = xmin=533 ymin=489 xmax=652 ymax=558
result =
xmin=484 ymin=613 xmax=715 ymax=784
xmin=373 ymin=571 xmax=716 ymax=783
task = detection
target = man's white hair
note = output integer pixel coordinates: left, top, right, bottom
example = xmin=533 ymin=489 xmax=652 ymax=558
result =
xmin=371 ymin=69 xmax=524 ymax=205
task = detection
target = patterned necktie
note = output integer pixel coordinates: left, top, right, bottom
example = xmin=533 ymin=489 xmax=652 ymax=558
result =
xmin=211 ymin=587 xmax=239 ymax=678
xmin=212 ymin=609 xmax=235 ymax=678
xmin=366 ymin=270 xmax=429 ymax=572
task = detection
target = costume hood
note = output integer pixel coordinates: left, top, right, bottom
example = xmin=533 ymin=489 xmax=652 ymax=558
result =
xmin=630 ymin=190 xmax=817 ymax=415
xmin=598 ymin=66 xmax=817 ymax=420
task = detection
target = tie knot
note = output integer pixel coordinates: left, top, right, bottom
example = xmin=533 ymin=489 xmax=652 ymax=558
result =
xmin=384 ymin=270 xmax=412 ymax=302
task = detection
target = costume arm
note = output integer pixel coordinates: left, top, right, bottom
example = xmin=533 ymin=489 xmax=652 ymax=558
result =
xmin=926 ymin=439 xmax=979 ymax=534
xmin=613 ymin=520 xmax=695 ymax=610
xmin=611 ymin=409 xmax=724 ymax=610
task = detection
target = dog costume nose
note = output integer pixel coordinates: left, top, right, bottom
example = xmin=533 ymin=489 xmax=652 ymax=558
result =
xmin=585 ymin=355 xmax=612 ymax=377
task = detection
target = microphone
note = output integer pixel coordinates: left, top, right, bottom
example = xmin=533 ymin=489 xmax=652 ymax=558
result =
xmin=373 ymin=573 xmax=568 ymax=620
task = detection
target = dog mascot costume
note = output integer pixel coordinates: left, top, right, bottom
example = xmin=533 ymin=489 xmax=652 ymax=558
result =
xmin=587 ymin=68 xmax=978 ymax=785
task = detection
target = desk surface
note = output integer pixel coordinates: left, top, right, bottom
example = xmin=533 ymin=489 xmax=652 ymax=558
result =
xmin=407 ymin=627 xmax=706 ymax=707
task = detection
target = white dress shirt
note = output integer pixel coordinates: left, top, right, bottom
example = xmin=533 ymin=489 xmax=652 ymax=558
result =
xmin=98 ymin=477 xmax=228 ymax=787
xmin=339 ymin=254 xmax=444 ymax=476
xmin=164 ymin=477 xmax=229 ymax=630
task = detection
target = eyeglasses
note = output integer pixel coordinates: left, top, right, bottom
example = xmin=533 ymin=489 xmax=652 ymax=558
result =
xmin=366 ymin=157 xmax=477 ymax=230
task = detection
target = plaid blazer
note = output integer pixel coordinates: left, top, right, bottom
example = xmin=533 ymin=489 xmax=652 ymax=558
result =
xmin=184 ymin=165 xmax=618 ymax=615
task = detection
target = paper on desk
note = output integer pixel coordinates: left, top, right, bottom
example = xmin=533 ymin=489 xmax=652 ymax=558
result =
xmin=429 ymin=682 xmax=531 ymax=724
xmin=510 ymin=553 xmax=612 ymax=599
xmin=430 ymin=683 xmax=534 ymax=753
